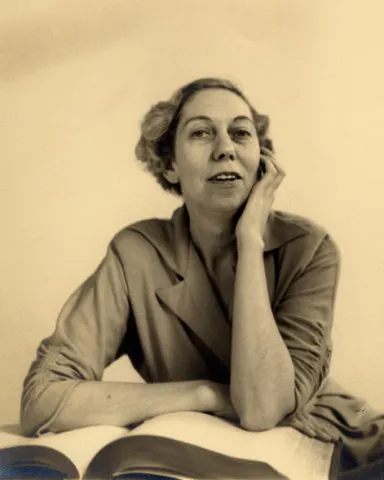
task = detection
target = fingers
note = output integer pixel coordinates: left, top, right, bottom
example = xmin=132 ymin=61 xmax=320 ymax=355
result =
xmin=259 ymin=159 xmax=283 ymax=193
xmin=290 ymin=414 xmax=316 ymax=437
xmin=261 ymin=146 xmax=286 ymax=176
xmin=259 ymin=147 xmax=285 ymax=190
xmin=290 ymin=413 xmax=336 ymax=443
xmin=310 ymin=415 xmax=339 ymax=443
xmin=260 ymin=147 xmax=286 ymax=176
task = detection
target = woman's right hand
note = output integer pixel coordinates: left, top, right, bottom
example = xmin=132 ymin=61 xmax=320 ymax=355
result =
xmin=235 ymin=147 xmax=285 ymax=248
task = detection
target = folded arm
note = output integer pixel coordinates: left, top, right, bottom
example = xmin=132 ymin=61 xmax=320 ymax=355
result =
xmin=230 ymin=234 xmax=340 ymax=431
xmin=20 ymin=240 xmax=227 ymax=436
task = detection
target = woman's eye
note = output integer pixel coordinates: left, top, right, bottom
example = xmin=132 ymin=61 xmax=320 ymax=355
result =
xmin=191 ymin=129 xmax=210 ymax=138
xmin=234 ymin=129 xmax=251 ymax=138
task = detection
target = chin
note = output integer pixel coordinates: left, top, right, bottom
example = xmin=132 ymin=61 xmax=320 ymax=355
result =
xmin=187 ymin=191 xmax=245 ymax=216
xmin=209 ymin=197 xmax=244 ymax=215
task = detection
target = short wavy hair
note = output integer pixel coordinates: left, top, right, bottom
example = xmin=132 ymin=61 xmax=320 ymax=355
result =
xmin=135 ymin=77 xmax=274 ymax=196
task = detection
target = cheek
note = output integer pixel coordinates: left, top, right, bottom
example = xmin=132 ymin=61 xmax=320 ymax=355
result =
xmin=243 ymin=144 xmax=261 ymax=170
xmin=175 ymin=144 xmax=209 ymax=176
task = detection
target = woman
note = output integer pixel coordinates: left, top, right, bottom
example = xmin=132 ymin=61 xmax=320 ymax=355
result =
xmin=21 ymin=78 xmax=384 ymax=475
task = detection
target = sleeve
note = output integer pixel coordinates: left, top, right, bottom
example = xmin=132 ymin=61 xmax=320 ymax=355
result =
xmin=274 ymin=234 xmax=340 ymax=415
xmin=20 ymin=240 xmax=130 ymax=437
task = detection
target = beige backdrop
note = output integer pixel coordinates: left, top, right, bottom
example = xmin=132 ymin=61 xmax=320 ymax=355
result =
xmin=1 ymin=0 xmax=383 ymax=425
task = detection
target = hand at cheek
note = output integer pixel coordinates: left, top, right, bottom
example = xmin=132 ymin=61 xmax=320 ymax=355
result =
xmin=235 ymin=147 xmax=286 ymax=247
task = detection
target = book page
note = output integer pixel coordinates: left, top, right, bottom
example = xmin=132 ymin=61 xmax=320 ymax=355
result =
xmin=0 ymin=425 xmax=130 ymax=478
xmin=130 ymin=412 xmax=335 ymax=480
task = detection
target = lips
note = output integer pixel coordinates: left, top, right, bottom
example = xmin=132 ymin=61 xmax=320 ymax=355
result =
xmin=208 ymin=171 xmax=241 ymax=181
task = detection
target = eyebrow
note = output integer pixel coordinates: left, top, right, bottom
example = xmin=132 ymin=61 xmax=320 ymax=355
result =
xmin=182 ymin=115 xmax=255 ymax=129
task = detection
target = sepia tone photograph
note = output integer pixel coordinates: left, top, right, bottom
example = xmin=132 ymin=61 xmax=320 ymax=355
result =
xmin=0 ymin=1 xmax=383 ymax=478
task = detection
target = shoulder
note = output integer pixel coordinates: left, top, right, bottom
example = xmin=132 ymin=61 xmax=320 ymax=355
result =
xmin=268 ymin=210 xmax=340 ymax=264
xmin=272 ymin=209 xmax=327 ymax=236
xmin=110 ymin=216 xmax=174 ymax=258
xmin=100 ymin=206 xmax=188 ymax=274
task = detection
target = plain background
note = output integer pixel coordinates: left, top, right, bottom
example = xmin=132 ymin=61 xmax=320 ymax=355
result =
xmin=1 ymin=0 xmax=383 ymax=426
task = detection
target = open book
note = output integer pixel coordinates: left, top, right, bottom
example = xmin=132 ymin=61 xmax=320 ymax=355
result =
xmin=0 ymin=411 xmax=340 ymax=480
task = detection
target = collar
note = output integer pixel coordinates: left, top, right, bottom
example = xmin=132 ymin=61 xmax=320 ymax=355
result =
xmin=129 ymin=204 xmax=308 ymax=279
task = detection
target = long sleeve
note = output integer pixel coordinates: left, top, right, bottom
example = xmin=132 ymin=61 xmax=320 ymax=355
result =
xmin=20 ymin=241 xmax=130 ymax=436
xmin=274 ymin=235 xmax=340 ymax=415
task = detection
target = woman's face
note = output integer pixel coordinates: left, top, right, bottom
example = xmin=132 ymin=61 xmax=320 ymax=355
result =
xmin=167 ymin=88 xmax=261 ymax=216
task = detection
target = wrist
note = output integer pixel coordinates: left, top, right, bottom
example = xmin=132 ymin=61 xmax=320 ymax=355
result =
xmin=195 ymin=381 xmax=222 ymax=413
xmin=236 ymin=234 xmax=265 ymax=254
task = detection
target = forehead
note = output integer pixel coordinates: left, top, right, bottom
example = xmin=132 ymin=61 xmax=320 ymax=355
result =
xmin=179 ymin=88 xmax=253 ymax=122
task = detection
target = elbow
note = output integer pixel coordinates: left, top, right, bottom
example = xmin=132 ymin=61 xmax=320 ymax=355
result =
xmin=20 ymin=379 xmax=79 ymax=437
xmin=20 ymin=408 xmax=41 ymax=438
xmin=20 ymin=385 xmax=53 ymax=437
xmin=20 ymin=393 xmax=46 ymax=437
xmin=20 ymin=381 xmax=40 ymax=437
xmin=238 ymin=406 xmax=281 ymax=432
xmin=20 ymin=375 xmax=77 ymax=437
xmin=20 ymin=371 xmax=53 ymax=437
xmin=233 ymin=392 xmax=295 ymax=432
xmin=240 ymin=414 xmax=276 ymax=432
xmin=20 ymin=342 xmax=86 ymax=436
xmin=232 ymin=393 xmax=279 ymax=431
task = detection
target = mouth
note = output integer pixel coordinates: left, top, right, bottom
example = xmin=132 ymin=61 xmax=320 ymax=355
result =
xmin=208 ymin=171 xmax=241 ymax=183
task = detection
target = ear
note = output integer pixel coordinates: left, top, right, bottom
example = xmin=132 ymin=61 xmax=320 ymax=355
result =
xmin=163 ymin=162 xmax=180 ymax=185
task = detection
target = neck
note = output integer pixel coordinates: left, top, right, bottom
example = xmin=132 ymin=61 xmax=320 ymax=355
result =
xmin=187 ymin=206 xmax=237 ymax=270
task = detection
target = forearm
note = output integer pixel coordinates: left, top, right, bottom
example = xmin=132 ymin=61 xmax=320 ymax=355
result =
xmin=230 ymin=241 xmax=295 ymax=430
xmin=23 ymin=379 xmax=223 ymax=435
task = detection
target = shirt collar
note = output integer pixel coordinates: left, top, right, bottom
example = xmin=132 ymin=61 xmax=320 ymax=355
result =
xmin=130 ymin=204 xmax=307 ymax=278
xmin=172 ymin=204 xmax=306 ymax=252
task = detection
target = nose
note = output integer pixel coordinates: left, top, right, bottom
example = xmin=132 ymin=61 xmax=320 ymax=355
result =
xmin=212 ymin=134 xmax=235 ymax=161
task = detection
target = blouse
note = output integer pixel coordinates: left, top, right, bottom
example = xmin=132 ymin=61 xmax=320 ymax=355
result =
xmin=21 ymin=205 xmax=384 ymax=466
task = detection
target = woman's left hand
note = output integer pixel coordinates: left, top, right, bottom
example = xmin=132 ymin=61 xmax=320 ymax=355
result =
xmin=235 ymin=147 xmax=285 ymax=247
xmin=281 ymin=410 xmax=340 ymax=443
